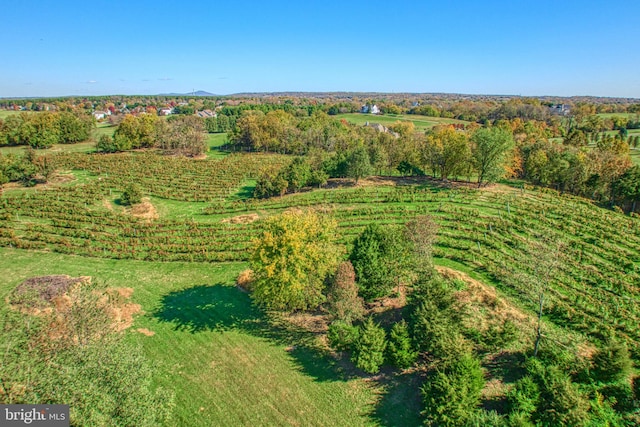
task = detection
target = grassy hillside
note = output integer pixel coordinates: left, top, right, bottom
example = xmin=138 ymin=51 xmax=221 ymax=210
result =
xmin=1 ymin=148 xmax=639 ymax=425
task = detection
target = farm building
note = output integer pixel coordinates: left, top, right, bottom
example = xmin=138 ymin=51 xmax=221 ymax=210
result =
xmin=92 ymin=111 xmax=108 ymax=120
xmin=361 ymin=104 xmax=381 ymax=114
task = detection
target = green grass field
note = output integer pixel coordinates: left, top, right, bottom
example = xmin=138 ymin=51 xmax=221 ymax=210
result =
xmin=597 ymin=112 xmax=639 ymax=119
xmin=0 ymin=248 xmax=399 ymax=426
xmin=334 ymin=113 xmax=469 ymax=132
xmin=0 ymin=110 xmax=22 ymax=119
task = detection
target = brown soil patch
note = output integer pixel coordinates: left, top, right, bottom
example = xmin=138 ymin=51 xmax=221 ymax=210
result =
xmin=128 ymin=198 xmax=158 ymax=222
xmin=222 ymin=213 xmax=260 ymax=224
xmin=136 ymin=328 xmax=155 ymax=336
xmin=104 ymin=295 xmax=142 ymax=332
xmin=436 ymin=266 xmax=534 ymax=336
xmin=3 ymin=172 xmax=75 ymax=190
xmin=48 ymin=172 xmax=76 ymax=185
xmin=103 ymin=198 xmax=114 ymax=211
xmin=9 ymin=276 xmax=142 ymax=334
xmin=112 ymin=287 xmax=134 ymax=299
xmin=8 ymin=275 xmax=91 ymax=313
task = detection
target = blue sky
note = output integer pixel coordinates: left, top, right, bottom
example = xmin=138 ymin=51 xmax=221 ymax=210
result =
xmin=1 ymin=0 xmax=639 ymax=98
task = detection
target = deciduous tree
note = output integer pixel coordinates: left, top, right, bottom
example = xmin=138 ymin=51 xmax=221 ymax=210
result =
xmin=250 ymin=210 xmax=340 ymax=311
xmin=471 ymin=126 xmax=515 ymax=186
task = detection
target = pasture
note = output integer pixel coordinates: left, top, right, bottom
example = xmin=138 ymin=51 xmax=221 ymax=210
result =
xmin=334 ymin=113 xmax=469 ymax=132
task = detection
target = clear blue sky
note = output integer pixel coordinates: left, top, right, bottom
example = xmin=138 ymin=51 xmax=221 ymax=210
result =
xmin=1 ymin=0 xmax=639 ymax=98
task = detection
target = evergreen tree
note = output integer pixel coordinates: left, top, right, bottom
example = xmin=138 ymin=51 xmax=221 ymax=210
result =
xmin=386 ymin=320 xmax=417 ymax=369
xmin=352 ymin=317 xmax=387 ymax=374
xmin=349 ymin=224 xmax=410 ymax=301
xmin=591 ymin=337 xmax=633 ymax=383
xmin=421 ymin=352 xmax=485 ymax=427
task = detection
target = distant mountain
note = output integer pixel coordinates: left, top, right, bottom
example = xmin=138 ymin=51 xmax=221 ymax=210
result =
xmin=159 ymin=90 xmax=216 ymax=97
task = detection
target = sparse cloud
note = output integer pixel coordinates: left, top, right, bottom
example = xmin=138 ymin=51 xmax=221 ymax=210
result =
xmin=86 ymin=80 xmax=97 ymax=84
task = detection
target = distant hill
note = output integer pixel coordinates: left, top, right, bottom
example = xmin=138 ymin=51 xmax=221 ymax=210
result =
xmin=159 ymin=90 xmax=216 ymax=97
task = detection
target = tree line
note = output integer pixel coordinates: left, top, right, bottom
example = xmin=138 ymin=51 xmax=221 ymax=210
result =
xmin=0 ymin=111 xmax=94 ymax=148
xmin=96 ymin=114 xmax=207 ymax=157
xmin=226 ymin=108 xmax=639 ymax=212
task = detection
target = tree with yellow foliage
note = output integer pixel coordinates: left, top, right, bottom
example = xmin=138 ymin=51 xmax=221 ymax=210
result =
xmin=250 ymin=210 xmax=340 ymax=311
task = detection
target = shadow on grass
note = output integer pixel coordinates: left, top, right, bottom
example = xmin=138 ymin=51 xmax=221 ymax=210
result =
xmin=371 ymin=369 xmax=424 ymax=427
xmin=153 ymin=284 xmax=352 ymax=383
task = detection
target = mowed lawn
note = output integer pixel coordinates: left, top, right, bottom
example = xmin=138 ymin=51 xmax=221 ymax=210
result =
xmin=0 ymin=248 xmax=383 ymax=427
xmin=334 ymin=113 xmax=469 ymax=132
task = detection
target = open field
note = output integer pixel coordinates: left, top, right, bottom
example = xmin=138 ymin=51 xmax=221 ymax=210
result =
xmin=334 ymin=113 xmax=470 ymax=132
xmin=0 ymin=110 xmax=22 ymax=119
xmin=597 ymin=112 xmax=640 ymax=119
xmin=0 ymin=248 xmax=386 ymax=426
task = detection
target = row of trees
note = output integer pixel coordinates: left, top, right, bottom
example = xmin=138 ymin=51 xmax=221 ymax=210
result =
xmin=233 ymin=108 xmax=639 ymax=211
xmin=0 ymin=112 xmax=94 ymax=148
xmin=96 ymin=114 xmax=207 ymax=157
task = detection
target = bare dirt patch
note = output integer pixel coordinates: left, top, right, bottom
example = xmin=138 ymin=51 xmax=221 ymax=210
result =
xmin=222 ymin=213 xmax=260 ymax=224
xmin=436 ymin=266 xmax=534 ymax=336
xmin=136 ymin=328 xmax=156 ymax=336
xmin=8 ymin=275 xmax=90 ymax=314
xmin=128 ymin=198 xmax=158 ymax=222
xmin=9 ymin=276 xmax=142 ymax=333
xmin=103 ymin=198 xmax=114 ymax=211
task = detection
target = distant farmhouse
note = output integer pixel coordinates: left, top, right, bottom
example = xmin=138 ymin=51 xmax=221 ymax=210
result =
xmin=361 ymin=104 xmax=381 ymax=114
xmin=550 ymin=104 xmax=571 ymax=116
xmin=92 ymin=110 xmax=110 ymax=120
xmin=159 ymin=107 xmax=174 ymax=116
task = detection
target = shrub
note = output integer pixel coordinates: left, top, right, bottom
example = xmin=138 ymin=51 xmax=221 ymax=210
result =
xmin=351 ymin=317 xmax=387 ymax=374
xmin=121 ymin=183 xmax=143 ymax=206
xmin=591 ymin=338 xmax=633 ymax=383
xmin=327 ymin=320 xmax=359 ymax=352
xmin=95 ymin=134 xmax=119 ymax=153
xmin=236 ymin=269 xmax=255 ymax=292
